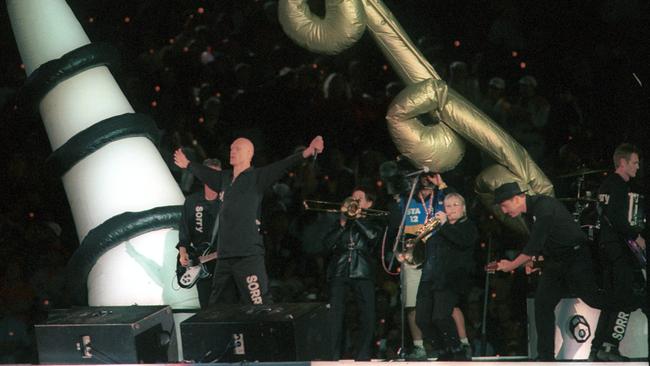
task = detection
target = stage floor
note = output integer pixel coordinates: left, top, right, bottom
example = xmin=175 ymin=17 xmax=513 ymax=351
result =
xmin=17 ymin=360 xmax=649 ymax=365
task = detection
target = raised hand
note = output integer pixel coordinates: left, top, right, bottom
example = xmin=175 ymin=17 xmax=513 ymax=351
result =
xmin=174 ymin=148 xmax=190 ymax=169
xmin=303 ymin=135 xmax=324 ymax=158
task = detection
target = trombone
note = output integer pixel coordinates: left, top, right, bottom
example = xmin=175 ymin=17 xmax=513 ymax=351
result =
xmin=303 ymin=198 xmax=389 ymax=219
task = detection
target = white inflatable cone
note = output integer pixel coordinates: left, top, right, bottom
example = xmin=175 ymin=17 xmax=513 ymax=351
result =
xmin=7 ymin=0 xmax=199 ymax=308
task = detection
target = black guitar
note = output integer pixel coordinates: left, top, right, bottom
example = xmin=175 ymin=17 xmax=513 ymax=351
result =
xmin=176 ymin=243 xmax=218 ymax=289
xmin=626 ymin=238 xmax=646 ymax=267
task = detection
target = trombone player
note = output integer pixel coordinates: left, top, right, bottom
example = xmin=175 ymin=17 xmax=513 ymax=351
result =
xmin=322 ymin=186 xmax=384 ymax=360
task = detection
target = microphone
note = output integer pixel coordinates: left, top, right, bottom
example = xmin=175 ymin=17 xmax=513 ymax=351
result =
xmin=632 ymin=72 xmax=642 ymax=88
xmin=404 ymin=166 xmax=430 ymax=177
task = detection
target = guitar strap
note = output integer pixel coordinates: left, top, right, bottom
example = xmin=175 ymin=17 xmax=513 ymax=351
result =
xmin=208 ymin=209 xmax=220 ymax=250
xmin=601 ymin=214 xmax=629 ymax=241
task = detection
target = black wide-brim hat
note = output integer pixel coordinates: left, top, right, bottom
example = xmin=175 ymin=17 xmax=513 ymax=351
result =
xmin=494 ymin=182 xmax=528 ymax=204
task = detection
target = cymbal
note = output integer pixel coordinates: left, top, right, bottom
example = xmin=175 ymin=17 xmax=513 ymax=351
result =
xmin=557 ymin=168 xmax=607 ymax=178
xmin=558 ymin=197 xmax=597 ymax=203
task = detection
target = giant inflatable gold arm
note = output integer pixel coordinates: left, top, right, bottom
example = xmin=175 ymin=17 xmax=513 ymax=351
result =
xmin=278 ymin=0 xmax=367 ymax=55
xmin=281 ymin=0 xmax=464 ymax=171
xmin=279 ymin=0 xmax=554 ymax=232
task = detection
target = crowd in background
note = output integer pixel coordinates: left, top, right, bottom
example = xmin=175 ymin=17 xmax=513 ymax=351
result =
xmin=1 ymin=0 xmax=648 ymax=362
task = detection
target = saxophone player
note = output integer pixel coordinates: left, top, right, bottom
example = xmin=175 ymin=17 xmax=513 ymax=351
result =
xmin=395 ymin=173 xmax=470 ymax=360
xmin=415 ymin=192 xmax=478 ymax=361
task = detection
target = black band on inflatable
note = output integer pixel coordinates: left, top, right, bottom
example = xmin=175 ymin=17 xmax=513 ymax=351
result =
xmin=19 ymin=42 xmax=120 ymax=109
xmin=46 ymin=113 xmax=162 ymax=176
xmin=67 ymin=205 xmax=182 ymax=305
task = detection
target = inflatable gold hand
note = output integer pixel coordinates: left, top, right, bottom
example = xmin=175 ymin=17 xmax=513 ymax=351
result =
xmin=279 ymin=0 xmax=554 ymax=233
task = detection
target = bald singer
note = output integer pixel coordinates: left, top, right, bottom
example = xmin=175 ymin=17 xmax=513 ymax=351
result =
xmin=174 ymin=136 xmax=324 ymax=305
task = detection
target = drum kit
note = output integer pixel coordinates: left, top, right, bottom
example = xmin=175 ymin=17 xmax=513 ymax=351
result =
xmin=555 ymin=166 xmax=608 ymax=241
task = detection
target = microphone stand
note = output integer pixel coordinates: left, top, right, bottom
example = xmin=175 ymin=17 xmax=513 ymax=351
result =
xmin=387 ymin=174 xmax=421 ymax=358
xmin=480 ymin=233 xmax=493 ymax=356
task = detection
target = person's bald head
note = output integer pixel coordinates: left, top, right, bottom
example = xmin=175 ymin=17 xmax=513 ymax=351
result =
xmin=230 ymin=137 xmax=255 ymax=167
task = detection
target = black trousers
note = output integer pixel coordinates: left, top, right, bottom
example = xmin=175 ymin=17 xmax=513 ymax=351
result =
xmin=208 ymin=255 xmax=271 ymax=305
xmin=592 ymin=240 xmax=644 ymax=350
xmin=329 ymin=278 xmax=375 ymax=361
xmin=196 ymin=261 xmax=216 ymax=308
xmin=534 ymin=246 xmax=604 ymax=359
xmin=415 ymin=281 xmax=460 ymax=350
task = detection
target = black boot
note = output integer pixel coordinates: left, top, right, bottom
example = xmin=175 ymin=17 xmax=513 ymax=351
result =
xmin=594 ymin=345 xmax=630 ymax=362
xmin=435 ymin=348 xmax=454 ymax=361
xmin=437 ymin=346 xmax=470 ymax=361
xmin=451 ymin=346 xmax=471 ymax=361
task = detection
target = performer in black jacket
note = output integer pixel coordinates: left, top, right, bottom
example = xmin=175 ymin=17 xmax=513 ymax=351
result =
xmin=591 ymin=143 xmax=646 ymax=361
xmin=177 ymin=158 xmax=222 ymax=308
xmin=415 ymin=192 xmax=477 ymax=361
xmin=323 ymin=186 xmax=383 ymax=361
xmin=174 ymin=136 xmax=323 ymax=305
xmin=494 ymin=182 xmax=604 ymax=361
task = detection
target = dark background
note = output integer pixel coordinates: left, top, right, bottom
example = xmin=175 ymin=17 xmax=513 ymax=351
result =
xmin=0 ymin=0 xmax=648 ymax=362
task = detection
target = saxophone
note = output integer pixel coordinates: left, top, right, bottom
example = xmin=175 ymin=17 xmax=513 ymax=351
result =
xmin=395 ymin=218 xmax=441 ymax=267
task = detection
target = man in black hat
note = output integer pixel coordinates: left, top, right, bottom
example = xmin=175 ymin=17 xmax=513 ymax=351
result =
xmin=493 ymin=182 xmax=604 ymax=361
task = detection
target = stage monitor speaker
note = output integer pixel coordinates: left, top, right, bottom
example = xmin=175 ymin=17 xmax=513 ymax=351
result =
xmin=181 ymin=302 xmax=331 ymax=362
xmin=35 ymin=305 xmax=177 ymax=364
xmin=527 ymin=298 xmax=647 ymax=360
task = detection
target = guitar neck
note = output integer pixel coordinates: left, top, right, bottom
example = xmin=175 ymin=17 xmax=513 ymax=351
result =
xmin=198 ymin=252 xmax=218 ymax=263
xmin=627 ymin=239 xmax=647 ymax=266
